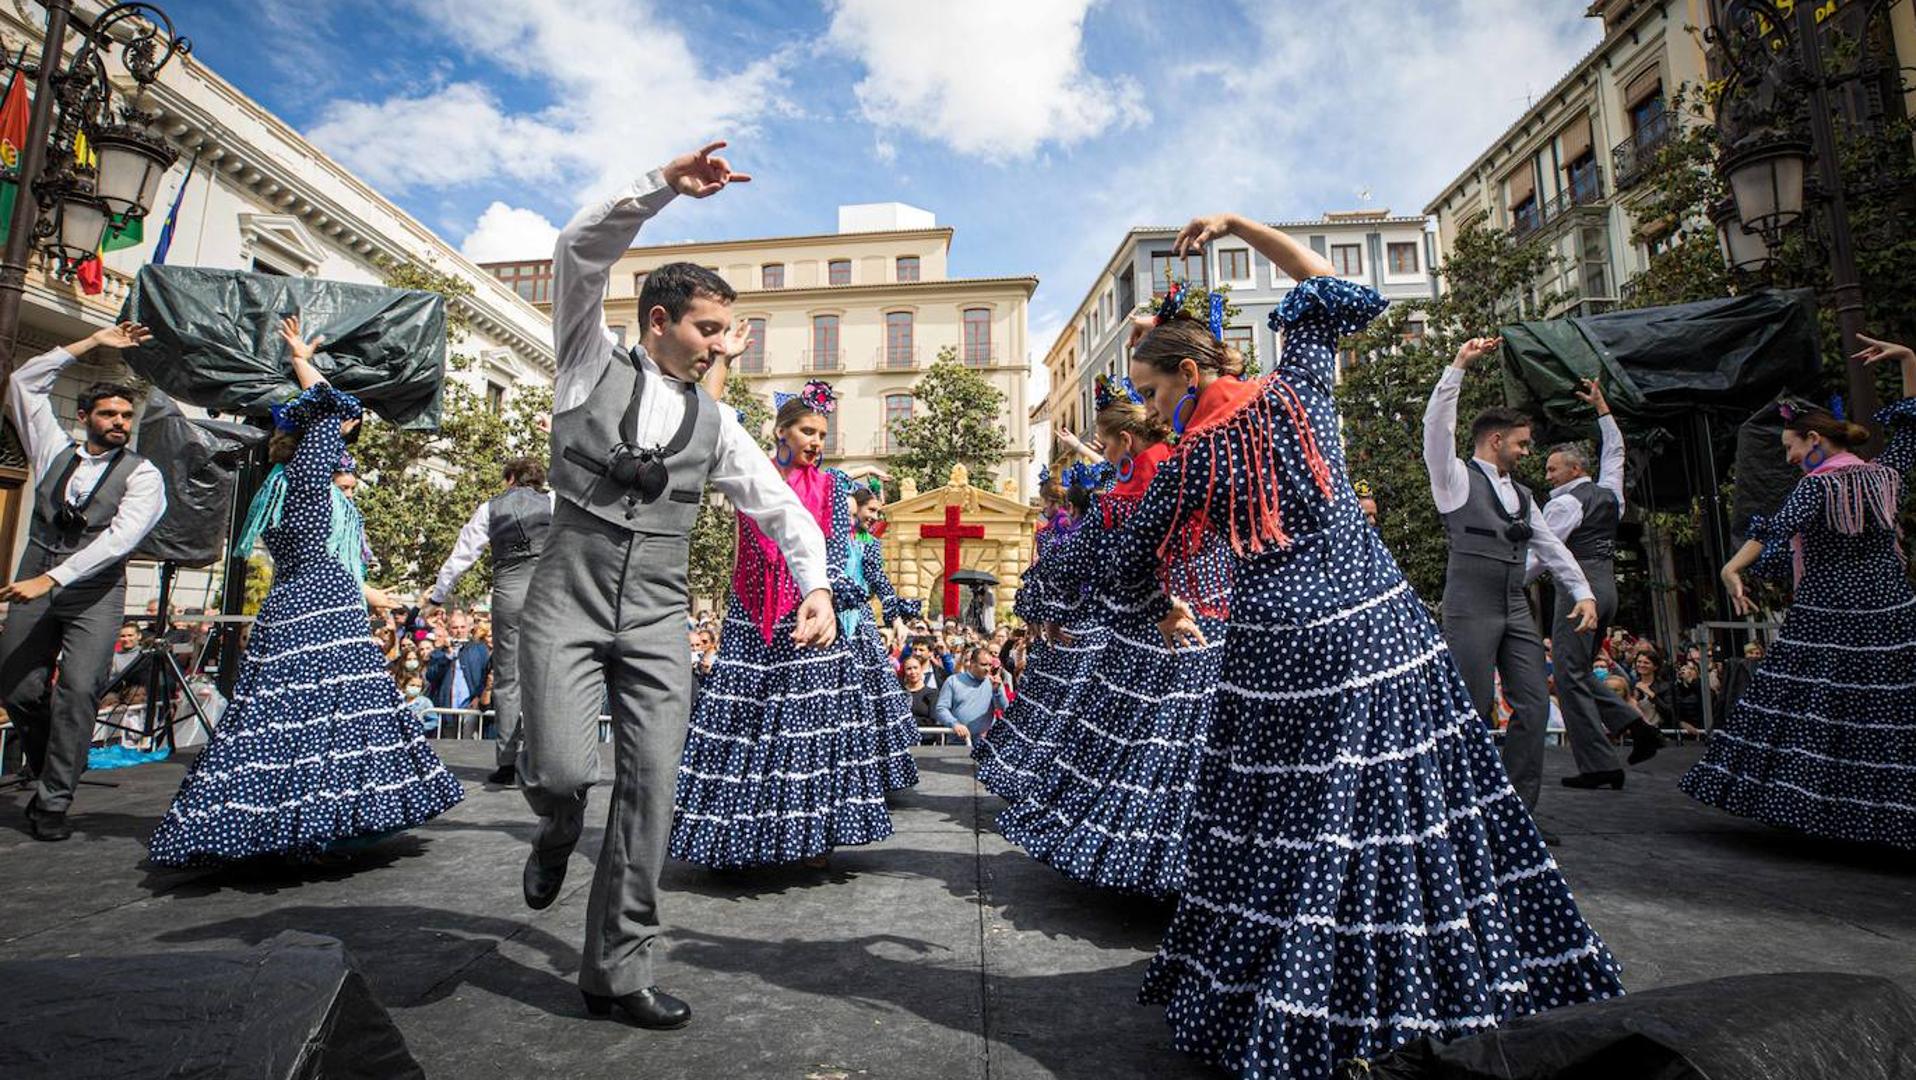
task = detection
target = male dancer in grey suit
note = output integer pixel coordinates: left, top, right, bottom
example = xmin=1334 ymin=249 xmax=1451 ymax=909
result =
xmin=1533 ymin=378 xmax=1664 ymax=791
xmin=425 ymin=456 xmax=554 ymax=786
xmin=1424 ymin=336 xmax=1596 ymax=843
xmin=518 ymin=142 xmax=837 ymax=1030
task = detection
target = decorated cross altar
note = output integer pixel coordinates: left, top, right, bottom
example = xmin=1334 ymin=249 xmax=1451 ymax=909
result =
xmin=920 ymin=504 xmax=985 ymax=614
xmin=880 ymin=464 xmax=1040 ymax=623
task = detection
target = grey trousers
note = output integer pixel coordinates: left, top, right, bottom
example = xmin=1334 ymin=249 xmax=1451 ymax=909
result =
xmin=1442 ymin=554 xmax=1552 ymax=809
xmin=519 ymin=501 xmax=692 ymax=996
xmin=1550 ymin=559 xmax=1637 ymax=775
xmin=0 ymin=552 xmax=125 ymax=814
xmin=490 ymin=558 xmax=534 ymax=769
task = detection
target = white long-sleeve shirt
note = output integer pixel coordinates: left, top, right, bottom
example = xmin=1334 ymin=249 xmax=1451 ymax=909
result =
xmin=428 ymin=489 xmax=559 ymax=605
xmin=1421 ymin=366 xmax=1592 ymax=603
xmin=552 ymin=171 xmax=828 ymax=596
xmin=1526 ymin=414 xmax=1625 ymax=580
xmin=8 ymin=347 xmax=166 ymax=586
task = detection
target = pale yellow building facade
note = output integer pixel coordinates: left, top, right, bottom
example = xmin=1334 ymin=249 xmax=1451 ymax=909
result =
xmin=485 ymin=207 xmax=1037 ymax=487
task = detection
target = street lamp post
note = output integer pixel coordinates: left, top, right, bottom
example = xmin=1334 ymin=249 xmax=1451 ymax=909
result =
xmin=1705 ymin=0 xmax=1897 ymax=428
xmin=0 ymin=0 xmax=189 ymax=384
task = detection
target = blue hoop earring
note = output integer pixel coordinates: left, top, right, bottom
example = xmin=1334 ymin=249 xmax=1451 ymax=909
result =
xmin=774 ymin=439 xmax=794 ymax=467
xmin=1170 ymin=386 xmax=1199 ymax=438
xmin=1115 ymin=453 xmax=1135 ymax=483
xmin=1804 ymin=445 xmax=1827 ymax=470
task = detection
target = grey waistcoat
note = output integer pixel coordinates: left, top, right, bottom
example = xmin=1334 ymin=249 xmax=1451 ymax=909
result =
xmin=548 ymin=347 xmax=719 ymax=535
xmin=1442 ymin=462 xmax=1533 ymax=566
xmin=23 ymin=445 xmax=143 ymax=587
xmin=487 ymin=486 xmax=552 ymax=568
xmin=1562 ymin=481 xmax=1619 ymax=562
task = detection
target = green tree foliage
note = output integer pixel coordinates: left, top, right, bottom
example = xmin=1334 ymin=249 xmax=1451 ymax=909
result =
xmin=1336 ymin=218 xmax=1565 ymax=599
xmin=1130 ymin=282 xmax=1258 ymax=376
xmin=687 ymin=374 xmax=775 ymax=607
xmin=888 ymin=348 xmax=1008 ymax=492
xmin=349 ymin=261 xmax=551 ymax=600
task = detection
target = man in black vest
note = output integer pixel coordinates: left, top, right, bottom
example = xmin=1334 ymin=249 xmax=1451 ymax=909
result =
xmin=519 ymin=142 xmax=835 ymax=1031
xmin=2 ymin=322 xmax=166 ymax=841
xmin=1536 ymin=379 xmax=1663 ymax=790
xmin=1424 ymin=337 xmax=1596 ymax=839
xmin=426 ymin=456 xmax=553 ymax=785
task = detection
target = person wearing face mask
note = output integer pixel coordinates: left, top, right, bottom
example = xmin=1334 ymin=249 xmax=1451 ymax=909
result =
xmin=669 ymin=380 xmax=895 ymax=875
xmin=1681 ymin=334 xmax=1916 ymax=851
xmin=148 ymin=317 xmax=462 ymax=867
xmin=1424 ymin=337 xmax=1597 ymax=834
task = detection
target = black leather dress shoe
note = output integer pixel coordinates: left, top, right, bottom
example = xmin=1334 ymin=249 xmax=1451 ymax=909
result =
xmin=1560 ymin=769 xmax=1626 ymax=790
xmin=485 ymin=763 xmax=517 ymax=786
xmin=26 ymin=804 xmax=72 ymax=842
xmin=523 ymin=850 xmax=566 ymax=910
xmin=582 ymin=987 xmax=692 ymax=1030
xmin=1626 ymin=721 xmax=1665 ymax=765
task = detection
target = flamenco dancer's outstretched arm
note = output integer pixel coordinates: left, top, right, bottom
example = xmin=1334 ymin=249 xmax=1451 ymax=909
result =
xmin=1172 ymin=212 xmax=1335 ymax=282
xmin=1856 ymin=334 xmax=1916 ymax=473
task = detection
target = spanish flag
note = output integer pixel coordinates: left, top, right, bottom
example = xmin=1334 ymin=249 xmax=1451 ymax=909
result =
xmin=0 ymin=50 xmax=31 ymax=247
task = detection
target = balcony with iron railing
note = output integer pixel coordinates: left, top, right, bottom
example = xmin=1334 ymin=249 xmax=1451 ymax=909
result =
xmin=1509 ymin=165 xmax=1607 ymax=242
xmin=878 ymin=345 xmax=919 ymax=370
xmin=1611 ymin=110 xmax=1673 ymax=191
xmin=802 ymin=348 xmax=841 ymax=372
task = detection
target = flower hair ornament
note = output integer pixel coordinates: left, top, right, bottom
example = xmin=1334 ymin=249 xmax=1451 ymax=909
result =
xmin=1093 ymin=373 xmax=1144 ymax=412
xmin=336 ymin=449 xmax=358 ymax=475
xmin=772 ymin=381 xmax=837 ymax=465
xmin=1353 ymin=479 xmax=1372 ymax=499
xmin=1152 ymin=280 xmax=1227 ymax=342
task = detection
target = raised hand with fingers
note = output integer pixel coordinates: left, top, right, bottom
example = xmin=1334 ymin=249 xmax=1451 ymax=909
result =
xmin=1452 ymin=336 xmax=1501 ymax=370
xmin=722 ymin=318 xmax=755 ymax=362
xmin=92 ymin=321 xmax=152 ymax=350
xmin=1853 ymin=333 xmax=1915 ymax=368
xmin=1172 ymin=214 xmax=1236 ymax=257
xmin=278 ymin=315 xmax=325 ymax=365
xmin=663 ymin=141 xmax=753 ymax=199
xmin=1573 ymin=378 xmax=1610 ymax=416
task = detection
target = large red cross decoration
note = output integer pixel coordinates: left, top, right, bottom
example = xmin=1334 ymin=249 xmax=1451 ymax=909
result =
xmin=921 ymin=504 xmax=984 ymax=615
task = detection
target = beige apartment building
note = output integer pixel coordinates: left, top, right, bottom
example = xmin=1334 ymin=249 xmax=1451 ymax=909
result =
xmin=1423 ymin=0 xmax=1712 ymax=317
xmin=484 ymin=203 xmax=1037 ymax=487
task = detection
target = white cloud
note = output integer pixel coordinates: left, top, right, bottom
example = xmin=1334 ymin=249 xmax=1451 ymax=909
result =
xmin=460 ymin=202 xmax=562 ymax=264
xmin=306 ymin=0 xmax=791 ymax=200
xmin=309 ymin=83 xmax=572 ymax=191
xmin=825 ymin=0 xmax=1147 ymax=161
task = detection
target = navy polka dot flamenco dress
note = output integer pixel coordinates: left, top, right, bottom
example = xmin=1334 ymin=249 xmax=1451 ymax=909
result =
xmin=1680 ymin=396 xmax=1916 ymax=850
xmin=147 ymin=386 xmax=463 ymax=867
xmin=1105 ymin=279 xmax=1622 ymax=1079
xmin=972 ymin=507 xmax=1112 ymax=801
xmin=842 ymin=515 xmax=921 ymax=791
xmin=671 ymin=466 xmax=895 ymax=868
xmin=995 ymin=441 xmax=1226 ymax=897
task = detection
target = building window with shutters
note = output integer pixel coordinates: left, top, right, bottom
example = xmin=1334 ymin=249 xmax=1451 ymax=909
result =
xmin=486 ymin=381 xmax=506 ymax=413
xmin=1387 ymin=242 xmax=1419 ymax=275
xmin=1222 ymin=325 xmax=1253 ymax=364
xmin=1218 ymin=248 xmax=1252 ymax=281
xmin=1149 ymin=250 xmax=1208 ymax=294
xmin=811 ymin=315 xmax=840 ymax=370
xmin=761 ymin=263 xmax=784 ymax=289
xmin=1330 ymin=244 xmax=1363 ymax=276
xmin=962 ymin=308 xmax=992 ymax=366
xmin=895 ymin=255 xmax=920 ymax=282
xmin=741 ymin=317 xmax=767 ymax=372
xmin=883 ymin=393 xmax=913 ymax=451
xmin=885 ymin=311 xmax=914 ymax=369
xmin=632 ymin=271 xmax=648 ymax=298
xmin=828 ymin=259 xmax=851 ymax=285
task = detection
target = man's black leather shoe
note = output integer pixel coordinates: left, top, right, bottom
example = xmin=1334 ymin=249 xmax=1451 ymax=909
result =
xmin=523 ymin=850 xmax=566 ymax=910
xmin=1560 ymin=770 xmax=1625 ymax=790
xmin=581 ymin=987 xmax=692 ymax=1030
xmin=486 ymin=763 xmax=517 ymax=786
xmin=1627 ymin=721 xmax=1665 ymax=765
xmin=27 ymin=804 xmax=72 ymax=842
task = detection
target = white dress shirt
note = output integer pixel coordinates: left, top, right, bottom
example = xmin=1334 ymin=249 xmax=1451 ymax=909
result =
xmin=551 ymin=171 xmax=828 ymax=596
xmin=1421 ymin=366 xmax=1592 ymax=603
xmin=428 ymin=489 xmax=559 ymax=605
xmin=8 ymin=347 xmax=166 ymax=586
xmin=1526 ymin=414 xmax=1625 ymax=580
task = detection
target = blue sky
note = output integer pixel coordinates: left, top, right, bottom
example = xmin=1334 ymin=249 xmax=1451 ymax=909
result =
xmin=183 ymin=0 xmax=1604 ymax=373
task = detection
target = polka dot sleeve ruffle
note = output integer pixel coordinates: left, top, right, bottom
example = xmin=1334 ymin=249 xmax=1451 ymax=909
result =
xmin=1873 ymin=395 xmax=1916 ymax=475
xmin=1271 ymin=276 xmax=1389 ymax=336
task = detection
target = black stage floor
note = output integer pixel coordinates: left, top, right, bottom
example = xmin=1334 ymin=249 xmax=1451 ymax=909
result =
xmin=4 ymin=741 xmax=1914 ymax=1079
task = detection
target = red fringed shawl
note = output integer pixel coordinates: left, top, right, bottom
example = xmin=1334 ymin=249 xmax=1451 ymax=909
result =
xmin=1155 ymin=375 xmax=1336 ymax=618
